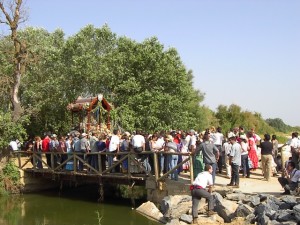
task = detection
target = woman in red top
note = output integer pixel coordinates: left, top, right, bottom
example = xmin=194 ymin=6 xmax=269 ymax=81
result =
xmin=247 ymin=131 xmax=258 ymax=169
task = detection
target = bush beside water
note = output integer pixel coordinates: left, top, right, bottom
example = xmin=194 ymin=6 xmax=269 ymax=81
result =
xmin=0 ymin=161 xmax=22 ymax=196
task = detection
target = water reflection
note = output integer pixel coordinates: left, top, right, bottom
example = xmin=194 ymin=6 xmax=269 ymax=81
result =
xmin=0 ymin=189 xmax=160 ymax=225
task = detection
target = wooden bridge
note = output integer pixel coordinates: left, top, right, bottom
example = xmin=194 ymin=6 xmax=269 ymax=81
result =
xmin=13 ymin=151 xmax=195 ymax=203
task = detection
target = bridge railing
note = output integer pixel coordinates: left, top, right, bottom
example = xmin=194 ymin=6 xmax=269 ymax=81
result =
xmin=13 ymin=150 xmax=194 ymax=184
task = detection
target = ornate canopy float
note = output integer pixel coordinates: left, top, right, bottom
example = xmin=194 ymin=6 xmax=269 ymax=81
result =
xmin=67 ymin=94 xmax=112 ymax=133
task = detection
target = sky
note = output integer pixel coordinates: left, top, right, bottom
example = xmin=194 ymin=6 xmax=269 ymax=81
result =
xmin=9 ymin=0 xmax=300 ymax=126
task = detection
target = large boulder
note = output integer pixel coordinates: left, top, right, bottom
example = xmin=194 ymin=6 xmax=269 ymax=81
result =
xmin=214 ymin=194 xmax=238 ymax=222
xmin=194 ymin=214 xmax=224 ymax=224
xmin=293 ymin=204 xmax=300 ymax=222
xmin=276 ymin=210 xmax=296 ymax=222
xmin=234 ymin=204 xmax=254 ymax=217
xmin=136 ymin=201 xmax=166 ymax=223
xmin=179 ymin=214 xmax=193 ymax=224
xmin=242 ymin=195 xmax=261 ymax=207
xmin=160 ymin=195 xmax=192 ymax=219
xmin=214 ymin=185 xmax=233 ymax=197
xmin=165 ymin=219 xmax=181 ymax=225
xmin=226 ymin=193 xmax=246 ymax=201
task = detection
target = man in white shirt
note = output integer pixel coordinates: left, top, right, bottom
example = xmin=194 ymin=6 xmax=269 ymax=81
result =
xmin=9 ymin=139 xmax=19 ymax=151
xmin=191 ymin=164 xmax=216 ymax=223
xmin=108 ymin=129 xmax=120 ymax=172
xmin=280 ymin=132 xmax=300 ymax=169
xmin=212 ymin=127 xmax=224 ymax=174
xmin=131 ymin=130 xmax=145 ymax=153
xmin=188 ymin=129 xmax=197 ymax=153
xmin=156 ymin=131 xmax=166 ymax=176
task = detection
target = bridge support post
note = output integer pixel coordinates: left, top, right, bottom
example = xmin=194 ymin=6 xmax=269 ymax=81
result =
xmin=59 ymin=180 xmax=63 ymax=196
xmin=98 ymin=180 xmax=104 ymax=202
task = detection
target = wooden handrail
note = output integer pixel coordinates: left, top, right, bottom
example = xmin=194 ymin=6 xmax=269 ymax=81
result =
xmin=13 ymin=150 xmax=193 ymax=184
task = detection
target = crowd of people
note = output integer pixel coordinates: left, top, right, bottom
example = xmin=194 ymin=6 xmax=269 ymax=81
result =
xmin=10 ymin=127 xmax=276 ymax=178
xmin=9 ymin=127 xmax=300 ymax=220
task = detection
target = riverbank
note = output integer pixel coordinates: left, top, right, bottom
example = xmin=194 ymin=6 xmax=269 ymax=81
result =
xmin=137 ymin=167 xmax=300 ymax=224
xmin=137 ymin=165 xmax=300 ymax=224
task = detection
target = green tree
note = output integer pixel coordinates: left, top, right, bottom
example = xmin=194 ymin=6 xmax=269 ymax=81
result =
xmin=0 ymin=0 xmax=30 ymax=121
xmin=60 ymin=25 xmax=208 ymax=131
xmin=1 ymin=24 xmax=212 ymax=135
xmin=215 ymin=104 xmax=275 ymax=135
xmin=266 ymin=118 xmax=290 ymax=133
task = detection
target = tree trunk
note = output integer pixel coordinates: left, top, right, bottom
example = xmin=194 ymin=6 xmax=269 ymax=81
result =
xmin=11 ymin=68 xmax=23 ymax=122
xmin=0 ymin=0 xmax=25 ymax=122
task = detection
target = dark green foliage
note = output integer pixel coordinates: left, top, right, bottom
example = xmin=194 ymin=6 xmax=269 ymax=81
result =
xmin=0 ymin=24 xmax=298 ymax=137
xmin=266 ymin=118 xmax=291 ymax=133
xmin=215 ymin=104 xmax=275 ymax=135
xmin=0 ymin=161 xmax=21 ymax=195
xmin=2 ymin=161 xmax=20 ymax=184
xmin=0 ymin=112 xmax=27 ymax=149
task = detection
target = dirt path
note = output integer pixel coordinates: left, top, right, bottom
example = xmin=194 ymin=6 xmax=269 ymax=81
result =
xmin=213 ymin=169 xmax=283 ymax=196
xmin=178 ymin=168 xmax=283 ymax=197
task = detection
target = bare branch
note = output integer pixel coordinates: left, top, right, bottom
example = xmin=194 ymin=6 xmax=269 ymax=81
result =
xmin=0 ymin=1 xmax=13 ymax=25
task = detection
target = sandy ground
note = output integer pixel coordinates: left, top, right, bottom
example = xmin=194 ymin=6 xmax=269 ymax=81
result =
xmin=214 ymin=169 xmax=283 ymax=196
xmin=178 ymin=168 xmax=284 ymax=197
xmin=179 ymin=169 xmax=284 ymax=197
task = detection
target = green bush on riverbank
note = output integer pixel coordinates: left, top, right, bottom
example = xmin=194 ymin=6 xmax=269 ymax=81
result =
xmin=0 ymin=161 xmax=22 ymax=196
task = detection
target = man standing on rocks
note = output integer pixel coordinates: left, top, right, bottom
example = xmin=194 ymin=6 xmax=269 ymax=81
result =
xmin=191 ymin=164 xmax=216 ymax=224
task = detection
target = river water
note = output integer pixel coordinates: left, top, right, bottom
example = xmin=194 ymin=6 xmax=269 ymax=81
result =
xmin=0 ymin=188 xmax=161 ymax=225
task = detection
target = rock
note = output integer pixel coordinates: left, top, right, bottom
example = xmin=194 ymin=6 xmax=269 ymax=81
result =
xmin=165 ymin=218 xmax=181 ymax=225
xmin=230 ymin=217 xmax=247 ymax=225
xmin=226 ymin=193 xmax=246 ymax=201
xmin=276 ymin=210 xmax=296 ymax=222
xmin=187 ymin=198 xmax=207 ymax=216
xmin=161 ymin=195 xmax=192 ymax=219
xmin=255 ymin=203 xmax=277 ymax=220
xmin=266 ymin=198 xmax=279 ymax=211
xmin=168 ymin=201 xmax=192 ymax=220
xmin=293 ymin=204 xmax=300 ymax=222
xmin=259 ymin=193 xmax=270 ymax=202
xmin=139 ymin=192 xmax=300 ymax=225
xmin=280 ymin=195 xmax=297 ymax=206
xmin=278 ymin=202 xmax=292 ymax=210
xmin=195 ymin=214 xmax=224 ymax=224
xmin=245 ymin=213 xmax=256 ymax=224
xmin=243 ymin=195 xmax=261 ymax=207
xmin=267 ymin=220 xmax=297 ymax=225
xmin=214 ymin=196 xmax=238 ymax=223
xmin=136 ymin=201 xmax=166 ymax=223
xmin=256 ymin=212 xmax=270 ymax=225
xmin=235 ymin=204 xmax=254 ymax=217
xmin=269 ymin=196 xmax=282 ymax=206
xmin=212 ymin=192 xmax=223 ymax=209
xmin=179 ymin=214 xmax=192 ymax=224
xmin=214 ymin=185 xmax=233 ymax=197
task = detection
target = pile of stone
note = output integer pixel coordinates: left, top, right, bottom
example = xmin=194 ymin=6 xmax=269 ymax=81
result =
xmin=136 ymin=187 xmax=300 ymax=224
